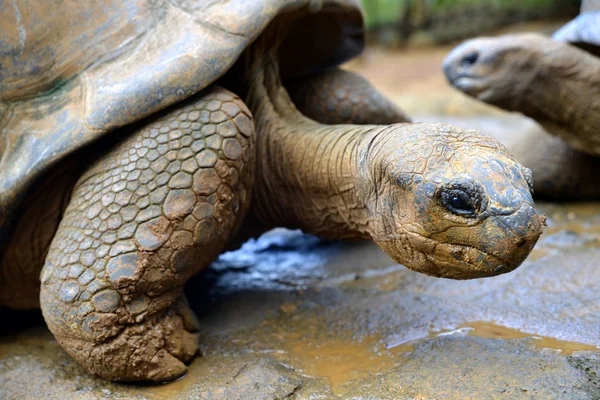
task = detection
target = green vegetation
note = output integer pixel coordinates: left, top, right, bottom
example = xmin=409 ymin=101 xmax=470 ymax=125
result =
xmin=361 ymin=0 xmax=410 ymax=27
xmin=361 ymin=0 xmax=581 ymax=28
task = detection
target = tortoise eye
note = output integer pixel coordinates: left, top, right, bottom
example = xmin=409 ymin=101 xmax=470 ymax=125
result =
xmin=461 ymin=51 xmax=479 ymax=66
xmin=439 ymin=184 xmax=482 ymax=218
xmin=450 ymin=195 xmax=470 ymax=211
xmin=443 ymin=190 xmax=475 ymax=217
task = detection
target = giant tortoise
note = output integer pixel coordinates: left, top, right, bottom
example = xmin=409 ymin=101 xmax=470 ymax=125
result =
xmin=443 ymin=2 xmax=600 ymax=200
xmin=0 ymin=0 xmax=544 ymax=381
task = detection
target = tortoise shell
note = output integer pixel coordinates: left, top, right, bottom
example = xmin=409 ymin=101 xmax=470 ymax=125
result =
xmin=0 ymin=0 xmax=363 ymax=240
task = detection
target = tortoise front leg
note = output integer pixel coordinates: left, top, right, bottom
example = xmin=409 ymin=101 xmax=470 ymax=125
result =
xmin=39 ymin=87 xmax=255 ymax=381
xmin=286 ymin=67 xmax=411 ymax=125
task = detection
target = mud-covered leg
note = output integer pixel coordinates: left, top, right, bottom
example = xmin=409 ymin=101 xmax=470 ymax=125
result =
xmin=286 ymin=67 xmax=411 ymax=125
xmin=39 ymin=87 xmax=254 ymax=381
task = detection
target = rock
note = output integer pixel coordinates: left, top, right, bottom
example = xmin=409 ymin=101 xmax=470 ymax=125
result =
xmin=336 ymin=336 xmax=600 ymax=399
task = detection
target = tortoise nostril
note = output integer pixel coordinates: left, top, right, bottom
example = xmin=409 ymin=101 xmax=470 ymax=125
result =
xmin=516 ymin=238 xmax=527 ymax=248
xmin=461 ymin=51 xmax=479 ymax=66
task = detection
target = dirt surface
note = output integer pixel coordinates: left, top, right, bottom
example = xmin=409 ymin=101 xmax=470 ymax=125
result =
xmin=2 ymin=20 xmax=600 ymax=400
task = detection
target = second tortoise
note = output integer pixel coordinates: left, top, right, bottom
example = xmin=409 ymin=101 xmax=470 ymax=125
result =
xmin=443 ymin=6 xmax=600 ymax=200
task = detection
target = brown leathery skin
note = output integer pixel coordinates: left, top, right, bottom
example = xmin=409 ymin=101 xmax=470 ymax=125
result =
xmin=39 ymin=87 xmax=255 ymax=381
xmin=246 ymin=44 xmax=545 ymax=280
xmin=443 ymin=33 xmax=600 ymax=155
xmin=286 ymin=68 xmax=411 ymax=125
xmin=361 ymin=126 xmax=545 ymax=278
xmin=223 ymin=64 xmax=410 ymax=253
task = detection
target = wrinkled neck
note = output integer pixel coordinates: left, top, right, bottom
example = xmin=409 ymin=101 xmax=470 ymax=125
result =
xmin=245 ymin=55 xmax=379 ymax=239
xmin=519 ymin=49 xmax=600 ymax=139
xmin=250 ymin=100 xmax=381 ymax=239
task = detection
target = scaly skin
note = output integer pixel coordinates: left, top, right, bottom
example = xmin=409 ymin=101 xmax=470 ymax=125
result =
xmin=0 ymin=0 xmax=545 ymax=385
xmin=39 ymin=87 xmax=255 ymax=381
xmin=286 ymin=68 xmax=411 ymax=125
xmin=246 ymin=44 xmax=544 ymax=280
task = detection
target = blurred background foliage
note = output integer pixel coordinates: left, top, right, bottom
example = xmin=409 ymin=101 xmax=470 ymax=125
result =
xmin=361 ymin=0 xmax=581 ymax=45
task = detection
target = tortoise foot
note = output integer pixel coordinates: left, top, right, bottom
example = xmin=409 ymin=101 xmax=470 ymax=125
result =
xmin=57 ymin=297 xmax=199 ymax=382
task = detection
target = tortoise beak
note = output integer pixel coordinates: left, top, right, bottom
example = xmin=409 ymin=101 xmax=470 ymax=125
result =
xmin=486 ymin=203 xmax=546 ymax=274
xmin=442 ymin=40 xmax=491 ymax=97
xmin=428 ymin=201 xmax=546 ymax=278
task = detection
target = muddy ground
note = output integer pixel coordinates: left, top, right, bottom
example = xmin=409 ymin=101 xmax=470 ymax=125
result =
xmin=1 ymin=21 xmax=599 ymax=400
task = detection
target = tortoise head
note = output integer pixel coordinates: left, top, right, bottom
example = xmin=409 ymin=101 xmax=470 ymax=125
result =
xmin=442 ymin=33 xmax=560 ymax=110
xmin=361 ymin=124 xmax=545 ymax=279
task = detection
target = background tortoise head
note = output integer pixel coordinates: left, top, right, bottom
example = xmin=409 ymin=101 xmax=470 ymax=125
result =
xmin=442 ymin=18 xmax=600 ymax=112
xmin=442 ymin=33 xmax=564 ymax=110
xmin=442 ymin=10 xmax=600 ymax=160
xmin=358 ymin=124 xmax=545 ymax=279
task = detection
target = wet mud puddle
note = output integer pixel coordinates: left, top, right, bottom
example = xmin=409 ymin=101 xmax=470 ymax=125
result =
xmin=140 ymin=334 xmax=409 ymax=397
xmin=161 ymin=323 xmax=599 ymax=396
xmin=271 ymin=333 xmax=413 ymax=392
xmin=268 ymin=321 xmax=599 ymax=393
xmin=437 ymin=322 xmax=600 ymax=355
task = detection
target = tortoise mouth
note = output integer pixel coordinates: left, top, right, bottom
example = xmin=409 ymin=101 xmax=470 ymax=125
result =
xmin=424 ymin=242 xmax=517 ymax=279
xmin=390 ymin=230 xmax=519 ymax=279
xmin=449 ymin=76 xmax=503 ymax=104
xmin=449 ymin=76 xmax=489 ymax=97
